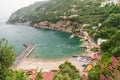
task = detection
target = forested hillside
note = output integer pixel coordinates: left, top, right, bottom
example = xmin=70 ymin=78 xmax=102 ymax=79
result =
xmin=7 ymin=0 xmax=105 ymax=25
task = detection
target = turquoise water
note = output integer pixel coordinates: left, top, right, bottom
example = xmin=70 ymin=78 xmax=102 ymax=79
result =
xmin=0 ymin=22 xmax=85 ymax=59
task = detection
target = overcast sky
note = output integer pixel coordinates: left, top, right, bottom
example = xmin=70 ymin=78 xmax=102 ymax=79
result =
xmin=0 ymin=0 xmax=48 ymax=20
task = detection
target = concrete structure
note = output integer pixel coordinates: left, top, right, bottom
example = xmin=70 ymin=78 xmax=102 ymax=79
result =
xmin=97 ymin=38 xmax=107 ymax=46
xmin=114 ymin=0 xmax=120 ymax=5
xmin=68 ymin=15 xmax=78 ymax=18
xmin=14 ymin=44 xmax=35 ymax=67
xmin=100 ymin=0 xmax=120 ymax=7
xmin=100 ymin=0 xmax=114 ymax=7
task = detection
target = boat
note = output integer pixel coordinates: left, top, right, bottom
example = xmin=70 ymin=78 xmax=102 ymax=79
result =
xmin=80 ymin=39 xmax=85 ymax=41
xmin=39 ymin=43 xmax=47 ymax=46
xmin=69 ymin=34 xmax=74 ymax=39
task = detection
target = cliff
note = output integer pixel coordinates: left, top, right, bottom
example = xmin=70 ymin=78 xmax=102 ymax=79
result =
xmin=32 ymin=21 xmax=81 ymax=33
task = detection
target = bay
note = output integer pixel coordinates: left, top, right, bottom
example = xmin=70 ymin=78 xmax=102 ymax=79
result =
xmin=0 ymin=22 xmax=85 ymax=59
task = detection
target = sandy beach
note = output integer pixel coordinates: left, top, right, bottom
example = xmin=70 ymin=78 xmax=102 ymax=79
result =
xmin=15 ymin=50 xmax=95 ymax=73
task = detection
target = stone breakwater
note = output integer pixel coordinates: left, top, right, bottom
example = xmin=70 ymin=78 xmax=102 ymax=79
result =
xmin=12 ymin=44 xmax=35 ymax=69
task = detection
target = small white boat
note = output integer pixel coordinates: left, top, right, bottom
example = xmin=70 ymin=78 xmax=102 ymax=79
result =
xmin=69 ymin=35 xmax=74 ymax=39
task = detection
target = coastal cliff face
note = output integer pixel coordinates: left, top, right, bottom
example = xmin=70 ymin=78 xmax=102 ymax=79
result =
xmin=32 ymin=21 xmax=81 ymax=33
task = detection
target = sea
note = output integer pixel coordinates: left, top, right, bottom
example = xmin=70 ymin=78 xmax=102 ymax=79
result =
xmin=0 ymin=18 xmax=85 ymax=60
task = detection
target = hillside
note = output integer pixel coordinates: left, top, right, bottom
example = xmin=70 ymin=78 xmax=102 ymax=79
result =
xmin=7 ymin=0 xmax=105 ymax=25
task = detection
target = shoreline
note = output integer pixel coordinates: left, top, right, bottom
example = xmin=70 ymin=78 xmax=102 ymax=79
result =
xmin=10 ymin=22 xmax=96 ymax=73
xmin=34 ymin=26 xmax=72 ymax=33
xmin=15 ymin=40 xmax=94 ymax=73
xmin=16 ymin=49 xmax=95 ymax=73
xmin=27 ymin=50 xmax=85 ymax=62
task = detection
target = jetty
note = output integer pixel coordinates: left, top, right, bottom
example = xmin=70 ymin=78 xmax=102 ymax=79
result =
xmin=14 ymin=44 xmax=36 ymax=68
xmin=80 ymin=46 xmax=87 ymax=49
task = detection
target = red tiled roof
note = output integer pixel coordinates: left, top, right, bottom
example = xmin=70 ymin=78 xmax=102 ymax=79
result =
xmin=42 ymin=72 xmax=56 ymax=80
xmin=94 ymin=45 xmax=99 ymax=48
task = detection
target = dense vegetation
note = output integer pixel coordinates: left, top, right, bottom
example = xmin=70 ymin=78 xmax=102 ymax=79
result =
xmin=8 ymin=0 xmax=105 ymax=25
xmin=54 ymin=62 xmax=81 ymax=80
xmin=87 ymin=4 xmax=120 ymax=80
xmin=0 ymin=39 xmax=28 ymax=80
xmin=0 ymin=39 xmax=15 ymax=80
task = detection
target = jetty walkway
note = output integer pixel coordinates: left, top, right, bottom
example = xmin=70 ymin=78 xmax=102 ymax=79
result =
xmin=14 ymin=44 xmax=35 ymax=67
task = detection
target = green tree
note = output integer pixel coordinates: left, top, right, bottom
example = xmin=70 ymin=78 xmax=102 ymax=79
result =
xmin=111 ymin=47 xmax=120 ymax=57
xmin=102 ymin=14 xmax=120 ymax=28
xmin=100 ymin=31 xmax=120 ymax=57
xmin=0 ymin=39 xmax=15 ymax=80
xmin=54 ymin=62 xmax=81 ymax=80
xmin=36 ymin=71 xmax=43 ymax=80
xmin=88 ymin=66 xmax=100 ymax=80
xmin=13 ymin=71 xmax=26 ymax=80
xmin=94 ymin=28 xmax=117 ymax=40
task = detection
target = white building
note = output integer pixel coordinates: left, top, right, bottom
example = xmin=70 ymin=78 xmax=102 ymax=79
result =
xmin=68 ymin=15 xmax=78 ymax=18
xmin=100 ymin=0 xmax=120 ymax=7
xmin=97 ymin=38 xmax=107 ymax=46
xmin=100 ymin=0 xmax=114 ymax=7
xmin=114 ymin=0 xmax=120 ymax=5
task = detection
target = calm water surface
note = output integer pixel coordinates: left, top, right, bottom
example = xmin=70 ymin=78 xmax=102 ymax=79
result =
xmin=0 ymin=22 xmax=85 ymax=59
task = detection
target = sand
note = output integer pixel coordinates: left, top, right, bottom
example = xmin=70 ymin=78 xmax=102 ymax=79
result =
xmin=15 ymin=51 xmax=95 ymax=73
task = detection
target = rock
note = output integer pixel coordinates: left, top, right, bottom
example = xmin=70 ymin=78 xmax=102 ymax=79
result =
xmin=33 ymin=21 xmax=76 ymax=33
xmin=38 ymin=21 xmax=49 ymax=26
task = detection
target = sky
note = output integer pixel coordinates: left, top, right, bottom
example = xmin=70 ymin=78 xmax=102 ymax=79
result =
xmin=0 ymin=0 xmax=48 ymax=20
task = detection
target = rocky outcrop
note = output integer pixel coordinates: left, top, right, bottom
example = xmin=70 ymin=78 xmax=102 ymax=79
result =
xmin=32 ymin=21 xmax=80 ymax=33
xmin=38 ymin=21 xmax=49 ymax=26
xmin=7 ymin=13 xmax=18 ymax=24
xmin=7 ymin=13 xmax=30 ymax=24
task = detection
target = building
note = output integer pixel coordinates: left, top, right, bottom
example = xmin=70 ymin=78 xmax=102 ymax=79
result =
xmin=100 ymin=0 xmax=120 ymax=7
xmin=68 ymin=15 xmax=78 ymax=18
xmin=114 ymin=0 xmax=120 ymax=5
xmin=100 ymin=0 xmax=114 ymax=7
xmin=97 ymin=38 xmax=107 ymax=46
xmin=42 ymin=71 xmax=56 ymax=80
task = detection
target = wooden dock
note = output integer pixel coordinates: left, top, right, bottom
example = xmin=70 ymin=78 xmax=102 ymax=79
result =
xmin=14 ymin=44 xmax=36 ymax=67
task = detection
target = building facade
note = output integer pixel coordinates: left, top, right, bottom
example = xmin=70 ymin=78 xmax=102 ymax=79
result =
xmin=114 ymin=0 xmax=120 ymax=5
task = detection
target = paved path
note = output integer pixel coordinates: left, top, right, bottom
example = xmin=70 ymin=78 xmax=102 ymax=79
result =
xmin=14 ymin=44 xmax=35 ymax=68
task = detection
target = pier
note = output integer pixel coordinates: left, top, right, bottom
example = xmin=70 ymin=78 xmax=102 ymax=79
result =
xmin=14 ymin=44 xmax=36 ymax=68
